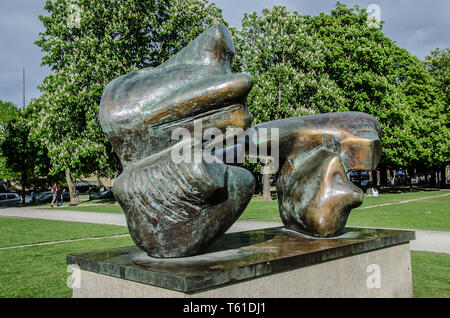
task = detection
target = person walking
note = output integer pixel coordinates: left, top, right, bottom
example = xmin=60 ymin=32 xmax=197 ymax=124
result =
xmin=30 ymin=190 xmax=36 ymax=204
xmin=50 ymin=183 xmax=58 ymax=208
xmin=88 ymin=186 xmax=92 ymax=200
xmin=56 ymin=186 xmax=63 ymax=207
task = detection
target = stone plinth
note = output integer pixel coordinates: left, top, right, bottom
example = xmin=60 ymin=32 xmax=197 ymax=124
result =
xmin=67 ymin=227 xmax=415 ymax=298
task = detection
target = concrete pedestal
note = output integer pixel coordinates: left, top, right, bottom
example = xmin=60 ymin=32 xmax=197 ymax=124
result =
xmin=67 ymin=227 xmax=415 ymax=298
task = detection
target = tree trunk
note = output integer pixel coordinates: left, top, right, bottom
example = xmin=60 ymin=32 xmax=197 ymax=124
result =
xmin=96 ymin=173 xmax=102 ymax=192
xmin=379 ymin=166 xmax=387 ymax=185
xmin=21 ymin=181 xmax=26 ymax=205
xmin=262 ymin=172 xmax=271 ymax=201
xmin=65 ymin=168 xmax=80 ymax=205
xmin=261 ymin=161 xmax=272 ymax=201
xmin=21 ymin=168 xmax=27 ymax=204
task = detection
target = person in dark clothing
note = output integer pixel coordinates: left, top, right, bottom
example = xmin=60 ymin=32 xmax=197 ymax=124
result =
xmin=56 ymin=186 xmax=63 ymax=207
xmin=30 ymin=191 xmax=36 ymax=204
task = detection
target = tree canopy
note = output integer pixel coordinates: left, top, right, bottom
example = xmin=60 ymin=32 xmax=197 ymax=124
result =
xmin=32 ymin=0 xmax=226 ymax=176
xmin=233 ymin=3 xmax=449 ymax=169
xmin=0 ymin=100 xmax=20 ymax=182
xmin=0 ymin=103 xmax=50 ymax=196
xmin=2 ymin=1 xmax=447 ymax=190
xmin=30 ymin=0 xmax=226 ymax=197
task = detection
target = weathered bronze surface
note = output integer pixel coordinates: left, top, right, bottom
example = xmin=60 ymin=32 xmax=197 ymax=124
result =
xmin=245 ymin=112 xmax=382 ymax=237
xmin=99 ymin=23 xmax=382 ymax=257
xmin=99 ymin=24 xmax=255 ymax=258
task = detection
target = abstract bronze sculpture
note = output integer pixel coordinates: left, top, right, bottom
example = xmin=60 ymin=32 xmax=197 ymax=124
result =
xmin=99 ymin=24 xmax=382 ymax=258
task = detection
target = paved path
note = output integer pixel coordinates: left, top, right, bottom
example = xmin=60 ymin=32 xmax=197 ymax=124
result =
xmin=0 ymin=206 xmax=449 ymax=254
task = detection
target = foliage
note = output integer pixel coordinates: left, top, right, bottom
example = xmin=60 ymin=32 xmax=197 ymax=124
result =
xmin=0 ymin=104 xmax=51 ymax=192
xmin=424 ymin=48 xmax=450 ymax=106
xmin=233 ymin=6 xmax=344 ymax=124
xmin=32 ymin=0 xmax=226 ymax=180
xmin=233 ymin=3 xmax=449 ymax=169
xmin=423 ymin=48 xmax=450 ymax=168
xmin=0 ymin=101 xmax=20 ymax=181
xmin=0 ymin=101 xmax=19 ymax=139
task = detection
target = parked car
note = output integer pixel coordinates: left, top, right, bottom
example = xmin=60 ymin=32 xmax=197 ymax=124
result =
xmin=36 ymin=191 xmax=70 ymax=203
xmin=349 ymin=170 xmax=370 ymax=188
xmin=91 ymin=190 xmax=114 ymax=200
xmin=0 ymin=193 xmax=21 ymax=206
xmin=360 ymin=180 xmax=373 ymax=193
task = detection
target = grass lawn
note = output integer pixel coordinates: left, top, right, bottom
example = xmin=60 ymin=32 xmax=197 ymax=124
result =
xmin=0 ymin=217 xmax=129 ymax=248
xmin=0 ymin=236 xmax=133 ymax=298
xmin=347 ymin=193 xmax=450 ymax=231
xmin=54 ymin=189 xmax=450 ymax=231
xmin=12 ymin=189 xmax=446 ymax=298
xmin=0 ymin=217 xmax=133 ymax=298
xmin=239 ymin=190 xmax=450 ymax=231
xmin=0 ymin=217 xmax=448 ymax=297
xmin=411 ymin=251 xmax=450 ymax=298
xmin=56 ymin=202 xmax=123 ymax=214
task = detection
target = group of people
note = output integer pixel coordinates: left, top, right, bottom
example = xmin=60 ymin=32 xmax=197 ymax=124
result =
xmin=50 ymin=183 xmax=65 ymax=207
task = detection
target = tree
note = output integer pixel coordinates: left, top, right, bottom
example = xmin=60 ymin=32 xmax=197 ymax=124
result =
xmin=33 ymin=0 xmax=226 ymax=204
xmin=424 ymin=48 xmax=450 ymax=106
xmin=233 ymin=3 xmax=449 ymax=173
xmin=424 ymin=48 xmax=450 ymax=183
xmin=0 ymin=101 xmax=20 ymax=182
xmin=233 ymin=6 xmax=344 ymax=125
xmin=1 ymin=104 xmax=50 ymax=202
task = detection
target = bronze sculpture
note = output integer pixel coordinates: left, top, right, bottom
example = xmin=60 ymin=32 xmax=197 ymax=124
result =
xmin=99 ymin=24 xmax=382 ymax=258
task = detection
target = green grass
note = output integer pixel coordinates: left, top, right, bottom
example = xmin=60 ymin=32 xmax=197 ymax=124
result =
xmin=347 ymin=193 xmax=450 ymax=231
xmin=239 ymin=190 xmax=450 ymax=231
xmin=411 ymin=251 xmax=450 ymax=298
xmin=239 ymin=198 xmax=281 ymax=221
xmin=55 ymin=190 xmax=450 ymax=231
xmin=56 ymin=202 xmax=123 ymax=214
xmin=0 ymin=236 xmax=134 ymax=298
xmin=0 ymin=217 xmax=133 ymax=298
xmin=0 ymin=217 xmax=129 ymax=248
xmin=0 ymin=217 xmax=448 ymax=297
xmin=358 ymin=190 xmax=449 ymax=207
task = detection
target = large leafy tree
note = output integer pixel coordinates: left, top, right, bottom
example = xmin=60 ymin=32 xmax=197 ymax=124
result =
xmin=1 ymin=104 xmax=50 ymax=201
xmin=304 ymin=3 xmax=448 ymax=170
xmin=0 ymin=101 xmax=20 ymax=182
xmin=33 ymin=0 xmax=226 ymax=203
xmin=423 ymin=47 xmax=450 ymax=180
xmin=233 ymin=6 xmax=344 ymax=124
xmin=234 ymin=3 xmax=448 ymax=173
xmin=424 ymin=48 xmax=450 ymax=106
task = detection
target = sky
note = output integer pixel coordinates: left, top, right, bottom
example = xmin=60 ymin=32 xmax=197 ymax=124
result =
xmin=0 ymin=0 xmax=449 ymax=108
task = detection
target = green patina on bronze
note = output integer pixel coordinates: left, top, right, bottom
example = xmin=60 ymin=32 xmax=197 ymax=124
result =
xmin=99 ymin=24 xmax=255 ymax=258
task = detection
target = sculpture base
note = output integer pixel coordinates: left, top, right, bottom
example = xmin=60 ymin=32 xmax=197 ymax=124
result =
xmin=67 ymin=227 xmax=415 ymax=298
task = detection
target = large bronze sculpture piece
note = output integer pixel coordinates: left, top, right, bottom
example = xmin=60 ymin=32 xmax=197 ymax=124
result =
xmin=99 ymin=24 xmax=382 ymax=258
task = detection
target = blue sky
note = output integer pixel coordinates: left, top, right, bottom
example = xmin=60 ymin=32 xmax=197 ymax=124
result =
xmin=0 ymin=0 xmax=449 ymax=107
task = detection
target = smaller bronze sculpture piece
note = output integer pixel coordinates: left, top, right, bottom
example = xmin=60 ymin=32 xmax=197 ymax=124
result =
xmin=244 ymin=112 xmax=381 ymax=237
